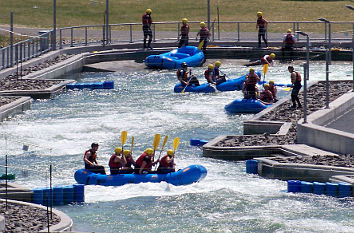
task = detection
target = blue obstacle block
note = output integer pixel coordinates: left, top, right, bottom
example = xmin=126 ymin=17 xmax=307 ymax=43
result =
xmin=325 ymin=182 xmax=338 ymax=197
xmin=338 ymin=182 xmax=352 ymax=198
xmin=246 ymin=159 xmax=258 ymax=174
xmin=313 ymin=182 xmax=326 ymax=195
xmin=300 ymin=181 xmax=313 ymax=193
xmin=103 ymin=81 xmax=114 ymax=89
xmin=32 ymin=188 xmax=44 ymax=205
xmin=287 ymin=180 xmax=301 ymax=193
xmin=63 ymin=185 xmax=74 ymax=204
xmin=73 ymin=184 xmax=85 ymax=202
xmin=53 ymin=186 xmax=64 ymax=206
xmin=43 ymin=187 xmax=53 ymax=206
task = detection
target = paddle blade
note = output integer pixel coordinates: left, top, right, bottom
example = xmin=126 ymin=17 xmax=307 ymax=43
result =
xmin=284 ymin=87 xmax=291 ymax=91
xmin=263 ymin=64 xmax=269 ymax=75
xmin=197 ymin=40 xmax=204 ymax=50
xmin=181 ymin=87 xmax=186 ymax=93
xmin=153 ymin=134 xmax=161 ymax=150
xmin=173 ymin=137 xmax=180 ymax=152
xmin=131 ymin=136 xmax=134 ymax=153
xmin=121 ymin=131 xmax=128 ymax=147
xmin=161 ymin=135 xmax=169 ymax=151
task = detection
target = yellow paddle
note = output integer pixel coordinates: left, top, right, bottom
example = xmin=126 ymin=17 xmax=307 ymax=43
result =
xmin=130 ymin=136 xmax=134 ymax=154
xmin=153 ymin=134 xmax=161 ymax=152
xmin=155 ymin=135 xmax=169 ymax=167
xmin=172 ymin=137 xmax=180 ymax=153
xmin=121 ymin=131 xmax=127 ymax=149
xmin=197 ymin=40 xmax=204 ymax=50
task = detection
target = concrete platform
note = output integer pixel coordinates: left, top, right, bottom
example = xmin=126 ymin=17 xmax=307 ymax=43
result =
xmin=0 ymin=183 xmax=33 ymax=202
xmin=0 ymin=97 xmax=31 ymax=122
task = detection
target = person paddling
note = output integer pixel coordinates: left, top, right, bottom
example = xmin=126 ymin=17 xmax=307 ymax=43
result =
xmin=157 ymin=149 xmax=176 ymax=174
xmin=120 ymin=149 xmax=136 ymax=174
xmin=242 ymin=68 xmax=261 ymax=99
xmin=135 ymin=148 xmax=159 ymax=174
xmin=108 ymin=147 xmax=126 ymax=175
xmin=177 ymin=62 xmax=200 ymax=86
xmin=84 ymin=142 xmax=106 ymax=174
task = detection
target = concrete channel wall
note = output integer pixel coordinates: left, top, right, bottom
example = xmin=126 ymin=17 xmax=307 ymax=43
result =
xmin=0 ymin=97 xmax=31 ymax=122
xmin=297 ymin=91 xmax=354 ymax=155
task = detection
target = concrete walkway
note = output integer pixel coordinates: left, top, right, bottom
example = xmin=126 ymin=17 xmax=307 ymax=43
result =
xmin=326 ymin=108 xmax=354 ymax=134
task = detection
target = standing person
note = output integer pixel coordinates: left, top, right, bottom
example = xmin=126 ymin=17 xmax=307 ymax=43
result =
xmin=213 ymin=61 xmax=226 ymax=84
xmin=135 ymin=148 xmax=159 ymax=174
xmin=268 ymin=80 xmax=278 ymax=102
xmin=245 ymin=53 xmax=275 ymax=67
xmin=259 ymin=84 xmax=274 ymax=104
xmin=108 ymin=147 xmax=125 ymax=175
xmin=288 ymin=66 xmax=302 ymax=109
xmin=84 ymin=142 xmax=106 ymax=174
xmin=157 ymin=149 xmax=176 ymax=174
xmin=196 ymin=22 xmax=210 ymax=52
xmin=120 ymin=149 xmax=136 ymax=174
xmin=177 ymin=62 xmax=200 ymax=86
xmin=282 ymin=29 xmax=296 ymax=59
xmin=256 ymin=11 xmax=268 ymax=48
xmin=178 ymin=18 xmax=190 ymax=48
xmin=242 ymin=68 xmax=261 ymax=99
xmin=142 ymin=8 xmax=153 ymax=50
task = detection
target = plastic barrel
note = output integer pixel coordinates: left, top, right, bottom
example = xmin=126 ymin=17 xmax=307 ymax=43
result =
xmin=325 ymin=182 xmax=338 ymax=197
xmin=103 ymin=81 xmax=114 ymax=89
xmin=300 ymin=181 xmax=313 ymax=193
xmin=73 ymin=184 xmax=85 ymax=202
xmin=246 ymin=160 xmax=258 ymax=174
xmin=287 ymin=180 xmax=301 ymax=193
xmin=63 ymin=185 xmax=74 ymax=204
xmin=32 ymin=188 xmax=44 ymax=205
xmin=43 ymin=188 xmax=53 ymax=206
xmin=338 ymin=183 xmax=352 ymax=198
xmin=53 ymin=186 xmax=64 ymax=206
xmin=313 ymin=182 xmax=326 ymax=195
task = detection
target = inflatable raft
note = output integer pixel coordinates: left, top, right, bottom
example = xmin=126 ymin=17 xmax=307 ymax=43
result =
xmin=216 ymin=71 xmax=262 ymax=92
xmin=74 ymin=164 xmax=207 ymax=186
xmin=145 ymin=46 xmax=205 ymax=69
xmin=225 ymin=98 xmax=272 ymax=114
xmin=174 ymin=83 xmax=215 ymax=93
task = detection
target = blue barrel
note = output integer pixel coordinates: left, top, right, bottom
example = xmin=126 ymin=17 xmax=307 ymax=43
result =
xmin=313 ymin=182 xmax=326 ymax=195
xmin=103 ymin=81 xmax=114 ymax=89
xmin=338 ymin=183 xmax=352 ymax=198
xmin=53 ymin=186 xmax=64 ymax=206
xmin=190 ymin=139 xmax=208 ymax=146
xmin=32 ymin=188 xmax=44 ymax=205
xmin=73 ymin=184 xmax=85 ymax=202
xmin=246 ymin=160 xmax=258 ymax=174
xmin=92 ymin=82 xmax=104 ymax=89
xmin=43 ymin=188 xmax=53 ymax=206
xmin=287 ymin=180 xmax=301 ymax=193
xmin=300 ymin=181 xmax=313 ymax=193
xmin=325 ymin=182 xmax=338 ymax=197
xmin=63 ymin=185 xmax=75 ymax=204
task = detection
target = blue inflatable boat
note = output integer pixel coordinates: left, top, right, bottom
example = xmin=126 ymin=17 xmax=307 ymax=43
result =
xmin=174 ymin=83 xmax=215 ymax=93
xmin=225 ymin=98 xmax=272 ymax=114
xmin=216 ymin=71 xmax=262 ymax=92
xmin=74 ymin=164 xmax=207 ymax=186
xmin=145 ymin=46 xmax=205 ymax=69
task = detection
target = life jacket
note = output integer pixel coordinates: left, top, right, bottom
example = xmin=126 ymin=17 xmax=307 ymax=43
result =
xmin=257 ymin=17 xmax=267 ymax=28
xmin=136 ymin=153 xmax=152 ymax=169
xmin=123 ymin=157 xmax=134 ymax=168
xmin=260 ymin=90 xmax=273 ymax=102
xmin=159 ymin=155 xmax=173 ymax=168
xmin=84 ymin=149 xmax=96 ymax=163
xmin=269 ymin=85 xmax=277 ymax=98
xmin=292 ymin=72 xmax=302 ymax=88
xmin=181 ymin=24 xmax=189 ymax=36
xmin=108 ymin=154 xmax=122 ymax=169
xmin=285 ymin=34 xmax=295 ymax=44
xmin=199 ymin=27 xmax=209 ymax=39
xmin=246 ymin=73 xmax=259 ymax=85
xmin=204 ymin=69 xmax=214 ymax=82
xmin=261 ymin=55 xmax=272 ymax=64
xmin=177 ymin=69 xmax=188 ymax=81
xmin=142 ymin=14 xmax=152 ymax=26
xmin=213 ymin=67 xmax=220 ymax=77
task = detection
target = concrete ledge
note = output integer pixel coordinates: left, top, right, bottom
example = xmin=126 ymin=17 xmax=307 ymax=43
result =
xmin=0 ymin=80 xmax=74 ymax=99
xmin=0 ymin=198 xmax=73 ymax=232
xmin=0 ymin=183 xmax=33 ymax=202
xmin=0 ymin=215 xmax=4 ymax=231
xmin=297 ymin=91 xmax=354 ymax=154
xmin=257 ymin=157 xmax=354 ymax=183
xmin=0 ymin=97 xmax=31 ymax=121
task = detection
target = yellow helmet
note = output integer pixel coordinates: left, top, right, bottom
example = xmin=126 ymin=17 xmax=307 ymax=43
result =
xmin=208 ymin=64 xmax=214 ymax=70
xmin=257 ymin=11 xmax=263 ymax=17
xmin=145 ymin=148 xmax=154 ymax=155
xmin=123 ymin=149 xmax=131 ymax=156
xmin=215 ymin=61 xmax=221 ymax=67
xmin=269 ymin=80 xmax=274 ymax=84
xmin=264 ymin=83 xmax=269 ymax=88
xmin=249 ymin=68 xmax=255 ymax=72
xmin=167 ymin=149 xmax=174 ymax=156
xmin=146 ymin=9 xmax=152 ymax=14
xmin=182 ymin=18 xmax=188 ymax=24
xmin=115 ymin=147 xmax=122 ymax=154
xmin=200 ymin=22 xmax=206 ymax=28
xmin=270 ymin=53 xmax=276 ymax=58
xmin=287 ymin=29 xmax=292 ymax=33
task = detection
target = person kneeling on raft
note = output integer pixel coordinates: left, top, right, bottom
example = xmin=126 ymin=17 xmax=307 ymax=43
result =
xmin=242 ymin=68 xmax=260 ymax=99
xmin=84 ymin=142 xmax=106 ymax=174
xmin=157 ymin=149 xmax=176 ymax=174
xmin=177 ymin=62 xmax=200 ymax=86
xmin=120 ymin=149 xmax=136 ymax=174
xmin=135 ymin=148 xmax=159 ymax=174
xmin=259 ymin=84 xmax=274 ymax=104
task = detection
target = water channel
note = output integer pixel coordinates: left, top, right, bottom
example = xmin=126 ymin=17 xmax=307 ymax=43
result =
xmin=0 ymin=60 xmax=353 ymax=232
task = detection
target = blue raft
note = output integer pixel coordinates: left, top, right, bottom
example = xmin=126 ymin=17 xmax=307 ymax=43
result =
xmin=174 ymin=83 xmax=215 ymax=93
xmin=216 ymin=71 xmax=262 ymax=92
xmin=145 ymin=46 xmax=205 ymax=69
xmin=225 ymin=98 xmax=272 ymax=114
xmin=74 ymin=164 xmax=207 ymax=186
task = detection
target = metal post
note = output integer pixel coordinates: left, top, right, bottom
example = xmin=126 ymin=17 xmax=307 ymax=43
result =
xmin=325 ymin=49 xmax=330 ymax=108
xmin=10 ymin=12 xmax=14 ymax=67
xmin=129 ymin=25 xmax=133 ymax=43
xmin=70 ymin=27 xmax=74 ymax=47
xmin=328 ymin=22 xmax=331 ymax=64
xmin=153 ymin=24 xmax=156 ymax=42
xmin=52 ymin=0 xmax=56 ymax=50
xmin=237 ymin=22 xmax=240 ymax=42
xmin=352 ymin=31 xmax=354 ymax=92
xmin=304 ymin=35 xmax=309 ymax=124
xmin=85 ymin=26 xmax=88 ymax=45
xmin=177 ymin=22 xmax=180 ymax=41
xmin=105 ymin=0 xmax=109 ymax=45
xmin=59 ymin=29 xmax=62 ymax=49
xmin=207 ymin=0 xmax=210 ymax=30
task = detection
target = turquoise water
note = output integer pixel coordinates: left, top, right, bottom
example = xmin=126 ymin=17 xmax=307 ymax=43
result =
xmin=0 ymin=61 xmax=353 ymax=232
